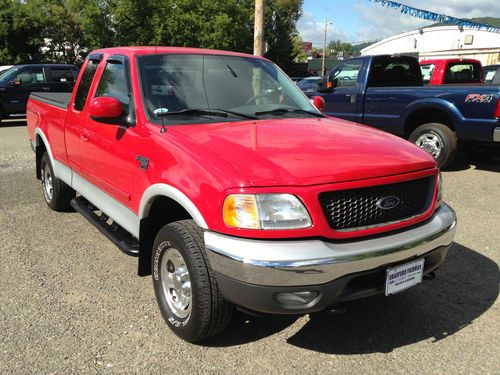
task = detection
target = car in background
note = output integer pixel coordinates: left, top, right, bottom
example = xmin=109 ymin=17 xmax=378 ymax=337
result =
xmin=484 ymin=64 xmax=500 ymax=85
xmin=290 ymin=76 xmax=305 ymax=83
xmin=297 ymin=76 xmax=322 ymax=93
xmin=419 ymin=58 xmax=484 ymax=85
xmin=0 ymin=64 xmax=79 ymax=122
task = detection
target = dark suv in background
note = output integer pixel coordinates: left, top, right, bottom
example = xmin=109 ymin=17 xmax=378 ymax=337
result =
xmin=0 ymin=64 xmax=79 ymax=122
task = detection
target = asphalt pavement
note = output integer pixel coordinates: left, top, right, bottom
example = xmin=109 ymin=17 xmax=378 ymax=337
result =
xmin=0 ymin=121 xmax=498 ymax=374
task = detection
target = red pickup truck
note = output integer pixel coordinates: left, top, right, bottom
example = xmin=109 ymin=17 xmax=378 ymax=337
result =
xmin=420 ymin=58 xmax=484 ymax=85
xmin=27 ymin=47 xmax=457 ymax=343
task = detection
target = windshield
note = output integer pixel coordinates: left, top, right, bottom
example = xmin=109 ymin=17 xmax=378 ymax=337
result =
xmin=0 ymin=67 xmax=19 ymax=82
xmin=138 ymin=54 xmax=318 ymax=124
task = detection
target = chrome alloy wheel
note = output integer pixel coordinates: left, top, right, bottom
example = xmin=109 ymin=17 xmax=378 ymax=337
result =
xmin=415 ymin=132 xmax=443 ymax=158
xmin=41 ymin=164 xmax=54 ymax=202
xmin=160 ymin=247 xmax=192 ymax=319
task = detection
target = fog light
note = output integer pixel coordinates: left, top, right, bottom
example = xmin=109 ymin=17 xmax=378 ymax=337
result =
xmin=275 ymin=291 xmax=320 ymax=307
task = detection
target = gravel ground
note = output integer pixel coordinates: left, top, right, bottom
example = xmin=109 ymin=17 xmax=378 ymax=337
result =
xmin=0 ymin=122 xmax=499 ymax=374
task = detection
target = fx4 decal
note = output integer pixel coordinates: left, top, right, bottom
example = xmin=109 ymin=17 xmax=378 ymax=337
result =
xmin=464 ymin=94 xmax=494 ymax=103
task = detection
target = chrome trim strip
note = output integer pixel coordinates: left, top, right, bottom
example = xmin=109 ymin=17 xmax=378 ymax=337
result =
xmin=204 ymin=204 xmax=456 ymax=286
xmin=139 ymin=183 xmax=208 ymax=229
xmin=493 ymin=127 xmax=500 ymax=142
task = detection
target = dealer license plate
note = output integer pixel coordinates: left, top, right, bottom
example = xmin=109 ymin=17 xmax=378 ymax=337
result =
xmin=385 ymin=258 xmax=425 ymax=296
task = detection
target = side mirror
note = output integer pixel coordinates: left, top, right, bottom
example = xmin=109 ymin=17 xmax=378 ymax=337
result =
xmin=317 ymin=77 xmax=337 ymax=93
xmin=311 ymin=96 xmax=325 ymax=112
xmin=88 ymin=97 xmax=123 ymax=121
xmin=10 ymin=80 xmax=21 ymax=87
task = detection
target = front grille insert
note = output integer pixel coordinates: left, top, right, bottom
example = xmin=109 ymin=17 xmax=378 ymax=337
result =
xmin=319 ymin=176 xmax=435 ymax=231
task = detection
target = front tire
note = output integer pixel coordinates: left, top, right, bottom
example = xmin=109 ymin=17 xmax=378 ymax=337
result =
xmin=152 ymin=220 xmax=233 ymax=343
xmin=409 ymin=123 xmax=457 ymax=168
xmin=40 ymin=152 xmax=75 ymax=211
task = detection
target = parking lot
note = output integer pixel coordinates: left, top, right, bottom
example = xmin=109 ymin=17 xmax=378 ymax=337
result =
xmin=0 ymin=121 xmax=498 ymax=374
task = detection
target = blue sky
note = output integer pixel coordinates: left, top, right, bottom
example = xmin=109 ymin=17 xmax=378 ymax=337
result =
xmin=298 ymin=0 xmax=500 ymax=46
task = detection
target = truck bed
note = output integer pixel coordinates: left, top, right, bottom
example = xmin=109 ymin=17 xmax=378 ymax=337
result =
xmin=30 ymin=92 xmax=72 ymax=109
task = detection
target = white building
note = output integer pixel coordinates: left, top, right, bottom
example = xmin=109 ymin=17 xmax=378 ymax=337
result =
xmin=361 ymin=25 xmax=500 ymax=66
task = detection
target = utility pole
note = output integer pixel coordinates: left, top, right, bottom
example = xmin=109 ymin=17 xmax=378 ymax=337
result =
xmin=321 ymin=17 xmax=331 ymax=77
xmin=254 ymin=0 xmax=265 ymax=56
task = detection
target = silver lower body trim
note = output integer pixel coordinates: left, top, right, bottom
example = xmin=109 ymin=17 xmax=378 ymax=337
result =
xmin=52 ymin=160 xmax=140 ymax=238
xmin=493 ymin=127 xmax=500 ymax=142
xmin=204 ymin=204 xmax=457 ymax=287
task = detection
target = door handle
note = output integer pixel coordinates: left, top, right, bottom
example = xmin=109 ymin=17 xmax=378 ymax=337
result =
xmin=42 ymin=87 xmax=50 ymax=91
xmin=80 ymin=130 xmax=89 ymax=142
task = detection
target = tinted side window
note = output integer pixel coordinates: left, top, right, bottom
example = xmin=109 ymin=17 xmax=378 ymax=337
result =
xmin=95 ymin=61 xmax=130 ymax=112
xmin=50 ymin=67 xmax=75 ymax=83
xmin=368 ymin=57 xmax=422 ymax=87
xmin=74 ymin=60 xmax=99 ymax=111
xmin=15 ymin=67 xmax=44 ymax=86
xmin=444 ymin=62 xmax=482 ymax=84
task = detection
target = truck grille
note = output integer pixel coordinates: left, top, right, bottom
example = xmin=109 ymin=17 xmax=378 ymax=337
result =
xmin=319 ymin=176 xmax=434 ymax=231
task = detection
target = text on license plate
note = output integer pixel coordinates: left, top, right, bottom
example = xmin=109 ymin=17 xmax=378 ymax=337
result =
xmin=385 ymin=258 xmax=425 ymax=296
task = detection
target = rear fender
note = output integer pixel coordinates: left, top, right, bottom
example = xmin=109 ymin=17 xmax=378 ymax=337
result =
xmin=401 ymin=98 xmax=463 ymax=127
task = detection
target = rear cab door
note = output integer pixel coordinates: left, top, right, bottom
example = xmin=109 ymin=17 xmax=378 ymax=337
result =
xmin=363 ymin=55 xmax=424 ymax=135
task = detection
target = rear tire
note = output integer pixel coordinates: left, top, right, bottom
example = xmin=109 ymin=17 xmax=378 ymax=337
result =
xmin=409 ymin=123 xmax=457 ymax=168
xmin=152 ymin=220 xmax=233 ymax=343
xmin=40 ymin=152 xmax=75 ymax=211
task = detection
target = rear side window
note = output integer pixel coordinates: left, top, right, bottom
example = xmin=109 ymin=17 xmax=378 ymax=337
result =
xmin=50 ymin=67 xmax=75 ymax=83
xmin=74 ymin=60 xmax=99 ymax=111
xmin=95 ymin=61 xmax=130 ymax=112
xmin=444 ymin=62 xmax=483 ymax=84
xmin=368 ymin=57 xmax=423 ymax=87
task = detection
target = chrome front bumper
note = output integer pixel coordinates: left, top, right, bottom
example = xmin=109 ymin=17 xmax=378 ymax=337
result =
xmin=204 ymin=204 xmax=457 ymax=287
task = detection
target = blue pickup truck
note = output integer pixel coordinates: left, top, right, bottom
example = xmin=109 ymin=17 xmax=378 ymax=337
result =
xmin=313 ymin=55 xmax=500 ymax=167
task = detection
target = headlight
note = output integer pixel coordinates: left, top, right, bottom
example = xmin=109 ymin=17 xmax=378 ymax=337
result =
xmin=437 ymin=172 xmax=443 ymax=202
xmin=223 ymin=194 xmax=312 ymax=230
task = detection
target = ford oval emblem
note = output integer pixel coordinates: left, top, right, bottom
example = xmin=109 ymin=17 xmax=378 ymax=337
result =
xmin=376 ymin=196 xmax=400 ymax=210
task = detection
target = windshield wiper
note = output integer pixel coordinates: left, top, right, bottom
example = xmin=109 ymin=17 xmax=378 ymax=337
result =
xmin=255 ymin=107 xmax=324 ymax=118
xmin=157 ymin=108 xmax=257 ymax=120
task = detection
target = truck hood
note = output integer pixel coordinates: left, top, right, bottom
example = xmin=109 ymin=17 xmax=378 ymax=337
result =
xmin=170 ymin=117 xmax=436 ymax=187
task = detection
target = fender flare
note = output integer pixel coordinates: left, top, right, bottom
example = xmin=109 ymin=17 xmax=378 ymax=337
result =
xmin=400 ymin=98 xmax=464 ymax=129
xmin=138 ymin=183 xmax=208 ymax=229
xmin=34 ymin=128 xmax=55 ymax=164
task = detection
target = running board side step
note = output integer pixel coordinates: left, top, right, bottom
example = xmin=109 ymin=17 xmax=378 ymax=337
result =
xmin=70 ymin=196 xmax=139 ymax=257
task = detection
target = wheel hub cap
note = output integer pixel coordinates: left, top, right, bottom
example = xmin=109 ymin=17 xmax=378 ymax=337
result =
xmin=42 ymin=166 xmax=53 ymax=201
xmin=160 ymin=248 xmax=192 ymax=319
xmin=415 ymin=133 xmax=442 ymax=158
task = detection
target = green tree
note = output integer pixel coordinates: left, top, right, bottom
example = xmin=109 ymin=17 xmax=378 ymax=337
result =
xmin=264 ymin=0 xmax=303 ymax=71
xmin=292 ymin=35 xmax=307 ymax=63
xmin=327 ymin=40 xmax=354 ymax=56
xmin=0 ymin=0 xmax=45 ymax=63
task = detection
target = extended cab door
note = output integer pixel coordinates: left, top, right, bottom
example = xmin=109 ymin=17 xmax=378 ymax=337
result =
xmin=76 ymin=55 xmax=138 ymax=207
xmin=321 ymin=59 xmax=364 ymax=123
